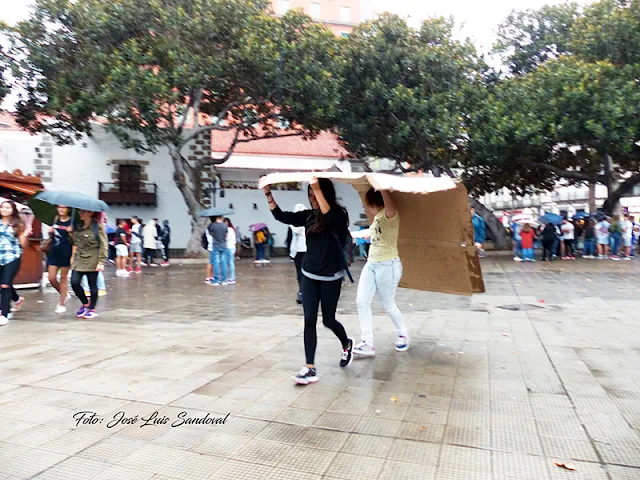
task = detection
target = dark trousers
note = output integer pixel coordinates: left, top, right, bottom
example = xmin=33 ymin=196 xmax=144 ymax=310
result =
xmin=144 ymin=248 xmax=155 ymax=264
xmin=71 ymin=271 xmax=98 ymax=309
xmin=542 ymin=240 xmax=554 ymax=260
xmin=0 ymin=258 xmax=21 ymax=317
xmin=255 ymin=244 xmax=265 ymax=260
xmin=294 ymin=252 xmax=306 ymax=294
xmin=163 ymin=240 xmax=170 ymax=261
xmin=564 ymin=239 xmax=575 ymax=257
xmin=301 ymin=276 xmax=349 ymax=365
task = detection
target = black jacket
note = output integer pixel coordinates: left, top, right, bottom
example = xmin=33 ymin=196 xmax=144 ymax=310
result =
xmin=542 ymin=224 xmax=557 ymax=242
xmin=272 ymin=206 xmax=348 ymax=277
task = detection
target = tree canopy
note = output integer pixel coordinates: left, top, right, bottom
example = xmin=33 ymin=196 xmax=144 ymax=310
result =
xmin=466 ymin=0 xmax=640 ymax=214
xmin=337 ymin=14 xmax=483 ymax=176
xmin=6 ymin=0 xmax=340 ymax=230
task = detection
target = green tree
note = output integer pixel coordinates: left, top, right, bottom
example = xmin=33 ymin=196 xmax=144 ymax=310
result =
xmin=465 ymin=56 xmax=640 ymax=214
xmin=7 ymin=0 xmax=340 ymax=252
xmin=471 ymin=0 xmax=640 ymax=214
xmin=338 ymin=14 xmax=481 ymax=176
xmin=0 ymin=22 xmax=11 ymax=102
xmin=493 ymin=2 xmax=580 ymax=75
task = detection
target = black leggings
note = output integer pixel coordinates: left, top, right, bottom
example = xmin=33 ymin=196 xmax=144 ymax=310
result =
xmin=71 ymin=271 xmax=98 ymax=309
xmin=564 ymin=239 xmax=574 ymax=257
xmin=163 ymin=241 xmax=170 ymax=261
xmin=294 ymin=253 xmax=306 ymax=293
xmin=0 ymin=258 xmax=21 ymax=317
xmin=542 ymin=240 xmax=554 ymax=260
xmin=301 ymin=276 xmax=349 ymax=365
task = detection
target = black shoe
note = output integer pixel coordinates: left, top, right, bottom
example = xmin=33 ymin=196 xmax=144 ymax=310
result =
xmin=340 ymin=338 xmax=354 ymax=368
xmin=296 ymin=292 xmax=303 ymax=305
xmin=293 ymin=367 xmax=318 ymax=385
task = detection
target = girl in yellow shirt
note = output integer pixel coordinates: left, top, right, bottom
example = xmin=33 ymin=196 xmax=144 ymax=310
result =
xmin=353 ymin=188 xmax=409 ymax=357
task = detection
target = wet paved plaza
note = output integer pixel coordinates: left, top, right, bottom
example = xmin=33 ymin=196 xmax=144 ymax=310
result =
xmin=1 ymin=257 xmax=639 ymax=479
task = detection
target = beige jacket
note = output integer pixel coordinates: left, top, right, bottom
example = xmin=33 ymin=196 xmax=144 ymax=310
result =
xmin=70 ymin=221 xmax=108 ymax=271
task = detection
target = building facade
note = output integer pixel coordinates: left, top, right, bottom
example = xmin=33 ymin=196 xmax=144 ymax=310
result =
xmin=273 ymin=0 xmax=371 ymax=36
xmin=0 ymin=112 xmax=366 ymax=252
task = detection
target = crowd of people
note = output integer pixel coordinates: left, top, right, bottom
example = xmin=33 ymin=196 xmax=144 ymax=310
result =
xmin=510 ymin=214 xmax=639 ymax=261
xmin=114 ymin=216 xmax=171 ymax=275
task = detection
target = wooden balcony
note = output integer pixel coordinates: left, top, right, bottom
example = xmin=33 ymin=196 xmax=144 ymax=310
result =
xmin=98 ymin=182 xmax=157 ymax=206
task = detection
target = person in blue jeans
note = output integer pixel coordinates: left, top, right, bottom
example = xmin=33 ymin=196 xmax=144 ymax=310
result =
xmin=582 ymin=218 xmax=596 ymax=258
xmin=208 ymin=216 xmax=228 ymax=285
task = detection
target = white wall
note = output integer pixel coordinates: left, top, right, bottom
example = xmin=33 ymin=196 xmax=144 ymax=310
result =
xmin=214 ymin=177 xmax=366 ymax=247
xmin=1 ymin=126 xmax=366 ymax=250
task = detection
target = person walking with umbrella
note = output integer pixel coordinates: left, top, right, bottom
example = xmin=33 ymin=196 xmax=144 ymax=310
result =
xmin=0 ymin=200 xmax=32 ymax=326
xmin=70 ymin=210 xmax=108 ymax=319
xmin=264 ymin=177 xmax=354 ymax=385
xmin=46 ymin=205 xmax=74 ymax=313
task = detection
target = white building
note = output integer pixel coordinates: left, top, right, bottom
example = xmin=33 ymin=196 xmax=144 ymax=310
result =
xmin=0 ymin=112 xmax=366 ymax=252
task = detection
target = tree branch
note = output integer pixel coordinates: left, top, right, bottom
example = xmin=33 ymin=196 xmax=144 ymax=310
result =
xmin=523 ymin=159 xmax=603 ymax=183
xmin=603 ymin=172 xmax=640 ymax=214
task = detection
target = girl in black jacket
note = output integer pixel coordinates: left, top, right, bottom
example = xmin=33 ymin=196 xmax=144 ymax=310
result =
xmin=264 ymin=177 xmax=353 ymax=385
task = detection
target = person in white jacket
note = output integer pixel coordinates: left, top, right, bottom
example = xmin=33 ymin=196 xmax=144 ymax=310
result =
xmin=224 ymin=218 xmax=237 ymax=284
xmin=142 ymin=219 xmax=158 ymax=266
xmin=289 ymin=204 xmax=308 ymax=304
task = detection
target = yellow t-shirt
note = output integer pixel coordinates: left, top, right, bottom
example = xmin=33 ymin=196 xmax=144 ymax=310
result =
xmin=369 ymin=208 xmax=400 ymax=262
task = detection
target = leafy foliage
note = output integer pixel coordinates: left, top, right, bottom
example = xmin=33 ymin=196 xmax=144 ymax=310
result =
xmin=6 ymin=0 xmax=340 ymax=220
xmin=337 ymin=14 xmax=483 ymax=175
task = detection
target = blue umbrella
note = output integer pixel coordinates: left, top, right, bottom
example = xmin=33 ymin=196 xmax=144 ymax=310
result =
xmin=573 ymin=212 xmax=591 ymax=220
xmin=28 ymin=191 xmax=110 ymax=226
xmin=539 ymin=213 xmax=563 ymax=225
xmin=199 ymin=207 xmax=233 ymax=217
xmin=106 ymin=225 xmax=117 ymax=234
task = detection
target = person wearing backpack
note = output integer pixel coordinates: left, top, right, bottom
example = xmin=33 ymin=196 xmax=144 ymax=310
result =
xmin=353 ymin=188 xmax=409 ymax=357
xmin=70 ymin=209 xmax=108 ymax=319
xmin=264 ymin=177 xmax=354 ymax=385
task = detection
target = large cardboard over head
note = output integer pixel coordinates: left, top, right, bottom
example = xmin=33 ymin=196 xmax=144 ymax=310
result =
xmin=259 ymin=172 xmax=485 ymax=296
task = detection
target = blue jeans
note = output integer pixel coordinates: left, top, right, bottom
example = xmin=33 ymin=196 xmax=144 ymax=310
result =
xmin=212 ymin=248 xmax=227 ymax=283
xmin=513 ymin=239 xmax=522 ymax=257
xmin=356 ymin=259 xmax=408 ymax=346
xmin=225 ymin=248 xmax=236 ymax=281
xmin=522 ymin=248 xmax=534 ymax=260
xmin=583 ymin=238 xmax=596 ymax=256
xmin=255 ymin=243 xmax=265 ymax=260
xmin=610 ymin=233 xmax=621 ymax=256
xmin=81 ymin=271 xmax=105 ymax=291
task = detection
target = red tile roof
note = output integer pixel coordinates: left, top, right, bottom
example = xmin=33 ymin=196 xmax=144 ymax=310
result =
xmin=211 ymin=129 xmax=350 ymax=159
xmin=0 ymin=111 xmax=23 ymax=132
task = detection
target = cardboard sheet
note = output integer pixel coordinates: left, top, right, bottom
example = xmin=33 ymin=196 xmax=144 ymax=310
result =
xmin=259 ymin=172 xmax=485 ymax=296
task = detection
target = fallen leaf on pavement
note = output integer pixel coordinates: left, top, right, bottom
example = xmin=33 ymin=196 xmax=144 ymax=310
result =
xmin=420 ymin=426 xmax=427 ymax=431
xmin=390 ymin=396 xmax=397 ymax=402
xmin=538 ymin=299 xmax=546 ymax=303
xmin=502 ymin=333 xmax=510 ymax=337
xmin=553 ymin=460 xmax=576 ymax=471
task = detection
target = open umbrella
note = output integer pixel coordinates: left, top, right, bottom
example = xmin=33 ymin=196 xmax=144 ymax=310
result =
xmin=250 ymin=223 xmax=268 ymax=232
xmin=572 ymin=212 xmax=590 ymax=220
xmin=28 ymin=191 xmax=109 ymax=226
xmin=516 ymin=218 xmax=540 ymax=227
xmin=199 ymin=207 xmax=233 ymax=218
xmin=511 ymin=213 xmax=534 ymax=222
xmin=539 ymin=213 xmax=563 ymax=225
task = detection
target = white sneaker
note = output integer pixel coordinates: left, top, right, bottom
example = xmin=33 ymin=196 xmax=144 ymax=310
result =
xmin=353 ymin=341 xmax=376 ymax=357
xmin=514 ymin=257 xmax=523 ymax=262
xmin=55 ymin=304 xmax=67 ymax=314
xmin=395 ymin=336 xmax=410 ymax=352
xmin=0 ymin=316 xmax=8 ymax=326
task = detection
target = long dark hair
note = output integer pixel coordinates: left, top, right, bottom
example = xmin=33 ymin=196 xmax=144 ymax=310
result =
xmin=1 ymin=201 xmax=23 ymax=236
xmin=308 ymin=178 xmax=348 ymax=233
xmin=224 ymin=217 xmax=234 ymax=229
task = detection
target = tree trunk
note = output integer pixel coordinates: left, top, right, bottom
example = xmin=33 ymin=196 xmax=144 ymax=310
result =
xmin=168 ymin=146 xmax=207 ymax=258
xmin=602 ymin=173 xmax=640 ymax=216
xmin=468 ymin=197 xmax=508 ymax=249
xmin=588 ymin=182 xmax=596 ymax=213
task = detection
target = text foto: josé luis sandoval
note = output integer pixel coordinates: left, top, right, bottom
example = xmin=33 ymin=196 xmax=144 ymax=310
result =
xmin=73 ymin=410 xmax=230 ymax=428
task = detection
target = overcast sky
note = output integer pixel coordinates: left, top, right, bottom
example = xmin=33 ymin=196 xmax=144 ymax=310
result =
xmin=2 ymin=0 xmax=593 ymax=109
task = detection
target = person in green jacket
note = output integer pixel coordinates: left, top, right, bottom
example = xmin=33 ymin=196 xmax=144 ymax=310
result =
xmin=70 ymin=210 xmax=108 ymax=319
